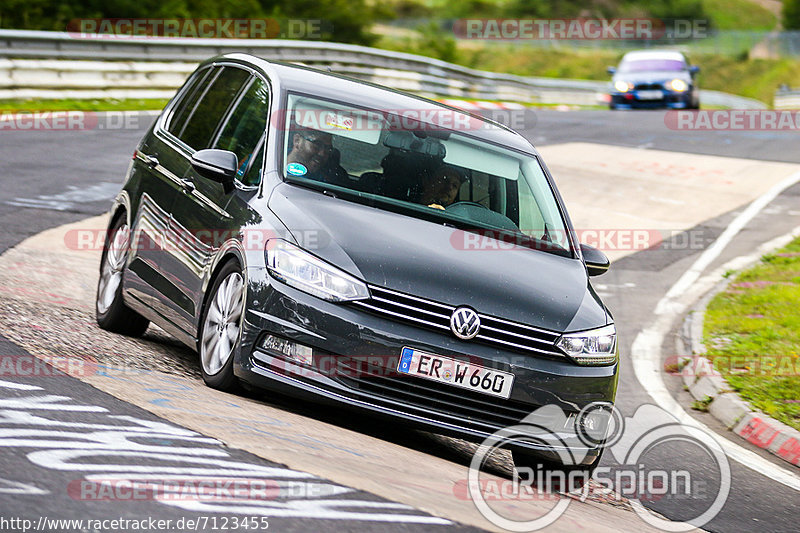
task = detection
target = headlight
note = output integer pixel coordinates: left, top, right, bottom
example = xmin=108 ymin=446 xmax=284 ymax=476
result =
xmin=556 ymin=324 xmax=617 ymax=365
xmin=669 ymin=79 xmax=688 ymax=92
xmin=614 ymin=80 xmax=632 ymax=93
xmin=266 ymin=239 xmax=369 ymax=302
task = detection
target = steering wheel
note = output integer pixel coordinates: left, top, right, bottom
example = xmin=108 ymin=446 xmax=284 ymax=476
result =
xmin=445 ymin=201 xmax=489 ymax=212
xmin=445 ymin=201 xmax=519 ymax=232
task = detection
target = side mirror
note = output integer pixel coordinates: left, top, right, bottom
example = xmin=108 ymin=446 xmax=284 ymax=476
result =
xmin=191 ymin=149 xmax=238 ymax=190
xmin=581 ymin=243 xmax=610 ymax=277
xmin=689 ymin=65 xmax=700 ymax=75
xmin=606 ymin=66 xmax=616 ymax=75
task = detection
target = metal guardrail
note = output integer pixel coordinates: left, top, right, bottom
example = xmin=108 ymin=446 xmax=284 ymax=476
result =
xmin=0 ymin=29 xmax=767 ymax=109
xmin=774 ymin=89 xmax=800 ymax=110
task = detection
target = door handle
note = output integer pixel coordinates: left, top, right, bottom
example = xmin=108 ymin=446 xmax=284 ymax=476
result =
xmin=180 ymin=179 xmax=196 ymax=193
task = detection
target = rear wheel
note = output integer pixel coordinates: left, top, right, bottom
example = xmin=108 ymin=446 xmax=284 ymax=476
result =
xmin=96 ymin=216 xmax=149 ymax=336
xmin=198 ymin=261 xmax=244 ymax=391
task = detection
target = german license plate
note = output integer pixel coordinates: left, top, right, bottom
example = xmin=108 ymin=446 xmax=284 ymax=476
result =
xmin=637 ymin=90 xmax=663 ymax=100
xmin=397 ymin=347 xmax=514 ymax=399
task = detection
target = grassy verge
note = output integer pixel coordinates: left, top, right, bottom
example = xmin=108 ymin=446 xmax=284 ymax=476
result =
xmin=703 ymin=237 xmax=800 ymax=431
xmin=0 ymin=98 xmax=169 ymax=112
xmin=702 ymin=0 xmax=778 ymax=31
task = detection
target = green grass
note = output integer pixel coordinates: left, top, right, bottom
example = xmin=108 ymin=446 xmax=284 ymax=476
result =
xmin=704 ymin=237 xmax=800 ymax=431
xmin=692 ymin=395 xmax=715 ymax=412
xmin=0 ymin=98 xmax=168 ymax=112
xmin=702 ymin=0 xmax=778 ymax=31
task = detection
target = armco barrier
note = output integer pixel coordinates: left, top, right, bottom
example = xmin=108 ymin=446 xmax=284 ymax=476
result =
xmin=0 ymin=29 xmax=766 ymax=109
xmin=774 ymin=89 xmax=800 ymax=109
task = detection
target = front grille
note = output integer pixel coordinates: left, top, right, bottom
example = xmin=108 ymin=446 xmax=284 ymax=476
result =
xmin=634 ymin=83 xmax=664 ymax=91
xmin=334 ymin=360 xmax=538 ymax=432
xmin=350 ymin=285 xmax=564 ymax=358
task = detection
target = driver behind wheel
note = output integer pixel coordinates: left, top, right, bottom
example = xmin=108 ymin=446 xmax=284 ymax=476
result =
xmin=418 ymin=165 xmax=464 ymax=210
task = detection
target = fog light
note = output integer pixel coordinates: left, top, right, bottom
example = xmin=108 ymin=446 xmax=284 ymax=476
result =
xmin=259 ymin=334 xmax=313 ymax=365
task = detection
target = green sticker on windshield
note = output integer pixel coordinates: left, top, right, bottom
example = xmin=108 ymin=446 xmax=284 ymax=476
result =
xmin=287 ymin=163 xmax=307 ymax=176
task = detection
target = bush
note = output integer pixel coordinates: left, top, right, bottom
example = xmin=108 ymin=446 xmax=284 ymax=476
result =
xmin=785 ymin=0 xmax=800 ymax=30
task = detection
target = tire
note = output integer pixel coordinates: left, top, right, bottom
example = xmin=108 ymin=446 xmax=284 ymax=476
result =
xmin=198 ymin=260 xmax=245 ymax=391
xmin=96 ymin=215 xmax=150 ymax=336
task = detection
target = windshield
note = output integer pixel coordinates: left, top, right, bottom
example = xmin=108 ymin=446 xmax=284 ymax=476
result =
xmin=619 ymin=58 xmax=686 ymax=73
xmin=281 ymin=93 xmax=573 ymax=255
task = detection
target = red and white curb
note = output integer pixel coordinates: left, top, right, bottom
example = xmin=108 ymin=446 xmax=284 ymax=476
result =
xmin=682 ymin=263 xmax=800 ymax=468
xmin=679 ymin=356 xmax=800 ymax=467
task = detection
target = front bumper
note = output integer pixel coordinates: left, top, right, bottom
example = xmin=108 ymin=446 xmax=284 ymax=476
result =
xmin=235 ymin=267 xmax=619 ymax=462
xmin=610 ymin=90 xmax=692 ymax=109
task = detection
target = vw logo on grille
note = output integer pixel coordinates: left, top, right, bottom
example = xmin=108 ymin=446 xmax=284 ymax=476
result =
xmin=450 ymin=307 xmax=481 ymax=340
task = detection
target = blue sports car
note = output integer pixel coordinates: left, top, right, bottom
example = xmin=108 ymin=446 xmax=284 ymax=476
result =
xmin=608 ymin=50 xmax=700 ymax=110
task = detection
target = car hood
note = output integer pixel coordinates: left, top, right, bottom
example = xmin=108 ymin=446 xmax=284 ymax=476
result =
xmin=613 ymin=70 xmax=691 ymax=85
xmin=268 ymin=183 xmax=608 ymax=332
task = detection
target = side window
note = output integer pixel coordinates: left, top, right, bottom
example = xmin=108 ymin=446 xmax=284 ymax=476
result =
xmin=213 ymin=76 xmax=270 ymax=185
xmin=166 ymin=67 xmax=215 ymax=137
xmin=241 ymin=140 xmax=265 ymax=186
xmin=178 ymin=66 xmax=250 ymax=150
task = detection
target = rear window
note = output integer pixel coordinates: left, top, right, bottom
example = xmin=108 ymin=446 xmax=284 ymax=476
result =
xmin=166 ymin=67 xmax=214 ymax=138
xmin=173 ymin=66 xmax=250 ymax=150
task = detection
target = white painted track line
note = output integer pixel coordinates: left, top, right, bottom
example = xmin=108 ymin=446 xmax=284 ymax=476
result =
xmin=632 ymin=171 xmax=800 ymax=491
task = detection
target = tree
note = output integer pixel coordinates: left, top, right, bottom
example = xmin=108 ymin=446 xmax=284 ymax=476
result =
xmin=785 ymin=0 xmax=800 ymax=30
xmin=0 ymin=0 xmax=380 ymax=45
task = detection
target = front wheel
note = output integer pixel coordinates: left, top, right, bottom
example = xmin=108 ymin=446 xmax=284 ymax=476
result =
xmin=96 ymin=216 xmax=149 ymax=336
xmin=198 ymin=261 xmax=245 ymax=391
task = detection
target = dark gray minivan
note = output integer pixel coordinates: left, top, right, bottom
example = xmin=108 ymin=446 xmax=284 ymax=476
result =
xmin=97 ymin=53 xmax=618 ymax=472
